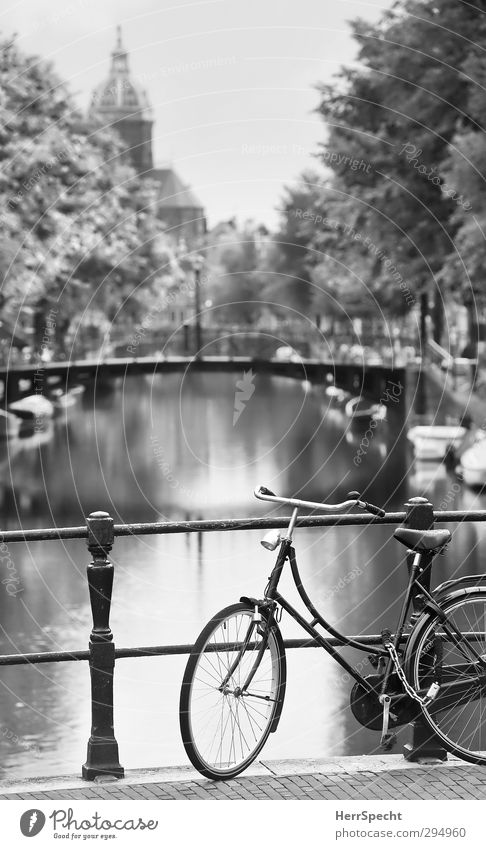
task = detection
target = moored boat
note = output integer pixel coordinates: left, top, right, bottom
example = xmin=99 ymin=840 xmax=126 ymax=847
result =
xmin=8 ymin=394 xmax=55 ymax=422
xmin=345 ymin=395 xmax=386 ymax=421
xmin=325 ymin=385 xmax=352 ymax=406
xmin=459 ymin=432 xmax=486 ymax=487
xmin=0 ymin=409 xmax=21 ymax=439
xmin=407 ymin=425 xmax=466 ymax=461
xmin=50 ymin=384 xmax=85 ymax=412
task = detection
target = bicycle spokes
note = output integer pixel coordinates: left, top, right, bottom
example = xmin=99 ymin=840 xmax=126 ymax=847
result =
xmin=180 ymin=604 xmax=286 ymax=779
xmin=409 ymin=593 xmax=486 ymax=762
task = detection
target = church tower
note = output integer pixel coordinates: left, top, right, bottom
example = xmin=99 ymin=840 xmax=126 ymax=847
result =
xmin=90 ymin=29 xmax=206 ymax=244
xmin=90 ymin=26 xmax=153 ymax=173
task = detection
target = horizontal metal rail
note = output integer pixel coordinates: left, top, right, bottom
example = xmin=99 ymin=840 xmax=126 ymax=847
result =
xmin=1 ymin=632 xmax=483 ymax=667
xmin=1 ymin=509 xmax=486 ymax=543
xmin=0 ymin=635 xmax=391 ymax=666
xmin=1 ymin=498 xmax=484 ymax=776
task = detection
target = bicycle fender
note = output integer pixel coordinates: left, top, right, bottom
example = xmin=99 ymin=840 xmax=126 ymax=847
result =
xmin=269 ymin=624 xmax=287 ymax=733
xmin=240 ymin=596 xmax=259 ymax=607
xmin=433 ymin=575 xmax=486 ymax=605
xmin=239 ymin=597 xmax=287 ymax=733
xmin=405 ymin=585 xmax=486 ymax=671
xmin=423 ymin=584 xmax=486 ymax=620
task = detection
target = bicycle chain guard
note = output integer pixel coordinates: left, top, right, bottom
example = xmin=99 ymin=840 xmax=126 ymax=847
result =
xmin=349 ymin=673 xmax=421 ymax=731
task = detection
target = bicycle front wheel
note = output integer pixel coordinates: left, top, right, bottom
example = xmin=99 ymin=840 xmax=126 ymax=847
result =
xmin=180 ymin=602 xmax=286 ymax=780
xmin=406 ymin=588 xmax=486 ymax=765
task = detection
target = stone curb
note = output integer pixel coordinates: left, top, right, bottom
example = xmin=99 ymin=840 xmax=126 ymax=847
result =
xmin=0 ymin=753 xmax=465 ymax=796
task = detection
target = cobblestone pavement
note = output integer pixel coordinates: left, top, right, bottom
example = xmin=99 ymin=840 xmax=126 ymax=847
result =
xmin=0 ymin=759 xmax=485 ymax=800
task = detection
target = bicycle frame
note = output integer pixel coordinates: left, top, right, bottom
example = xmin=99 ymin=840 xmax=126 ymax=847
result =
xmin=255 ymin=486 xmax=486 ymax=711
xmin=262 ymin=509 xmax=434 ymax=699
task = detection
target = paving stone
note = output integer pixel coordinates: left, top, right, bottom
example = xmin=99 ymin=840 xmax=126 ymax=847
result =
xmin=2 ymin=760 xmax=486 ymax=801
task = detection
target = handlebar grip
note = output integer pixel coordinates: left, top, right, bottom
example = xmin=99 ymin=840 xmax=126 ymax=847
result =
xmin=348 ymin=491 xmax=385 ymax=518
xmin=364 ymin=502 xmax=386 ymax=518
xmin=258 ymin=486 xmax=276 ymax=497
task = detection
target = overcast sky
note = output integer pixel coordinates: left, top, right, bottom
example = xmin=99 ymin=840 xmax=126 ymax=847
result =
xmin=1 ymin=0 xmax=393 ymax=227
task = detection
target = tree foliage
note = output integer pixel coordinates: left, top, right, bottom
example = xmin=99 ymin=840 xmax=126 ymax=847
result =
xmin=0 ymin=34 xmax=177 ymax=354
xmin=268 ymin=0 xmax=486 ymax=344
xmin=206 ymin=220 xmax=265 ymax=323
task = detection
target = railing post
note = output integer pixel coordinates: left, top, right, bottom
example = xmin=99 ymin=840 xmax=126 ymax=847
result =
xmin=82 ymin=511 xmax=124 ymax=780
xmin=402 ymin=496 xmax=447 ymax=763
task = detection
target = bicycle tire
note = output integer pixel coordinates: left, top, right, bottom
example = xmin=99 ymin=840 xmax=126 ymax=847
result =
xmin=180 ymin=601 xmax=286 ymax=780
xmin=405 ymin=587 xmax=486 ymax=765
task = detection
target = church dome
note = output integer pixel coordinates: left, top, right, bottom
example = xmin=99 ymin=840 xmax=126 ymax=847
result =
xmin=90 ymin=27 xmax=153 ymax=122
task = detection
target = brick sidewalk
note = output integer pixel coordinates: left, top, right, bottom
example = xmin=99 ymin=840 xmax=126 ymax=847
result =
xmin=0 ymin=757 xmax=485 ymax=800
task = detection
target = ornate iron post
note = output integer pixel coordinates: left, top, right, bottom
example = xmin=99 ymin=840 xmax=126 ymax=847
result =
xmin=402 ymin=496 xmax=447 ymax=762
xmin=82 ymin=511 xmax=124 ymax=780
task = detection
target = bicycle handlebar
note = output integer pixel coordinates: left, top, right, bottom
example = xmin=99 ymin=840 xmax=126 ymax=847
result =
xmin=254 ymin=485 xmax=386 ymax=518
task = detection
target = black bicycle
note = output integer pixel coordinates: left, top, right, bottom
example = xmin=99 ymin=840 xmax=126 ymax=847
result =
xmin=180 ymin=485 xmax=486 ymax=780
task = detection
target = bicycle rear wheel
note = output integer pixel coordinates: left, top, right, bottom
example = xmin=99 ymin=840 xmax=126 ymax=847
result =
xmin=406 ymin=588 xmax=486 ymax=765
xmin=180 ymin=602 xmax=286 ymax=780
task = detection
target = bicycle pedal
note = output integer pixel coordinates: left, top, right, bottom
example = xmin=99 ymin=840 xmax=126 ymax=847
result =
xmin=380 ymin=732 xmax=397 ymax=751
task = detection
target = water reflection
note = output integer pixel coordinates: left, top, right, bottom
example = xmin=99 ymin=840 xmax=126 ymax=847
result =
xmin=0 ymin=372 xmax=482 ymax=776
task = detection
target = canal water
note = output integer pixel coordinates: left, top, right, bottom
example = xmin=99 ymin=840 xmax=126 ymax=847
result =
xmin=1 ymin=370 xmax=485 ymax=778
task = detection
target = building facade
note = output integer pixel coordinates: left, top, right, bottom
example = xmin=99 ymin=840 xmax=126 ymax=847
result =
xmin=89 ymin=28 xmax=206 ymax=246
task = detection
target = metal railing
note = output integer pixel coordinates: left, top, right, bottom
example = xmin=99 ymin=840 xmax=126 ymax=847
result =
xmin=0 ymin=497 xmax=483 ymax=778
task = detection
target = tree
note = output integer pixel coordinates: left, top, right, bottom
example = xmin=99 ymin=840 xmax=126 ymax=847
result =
xmin=0 ymin=34 xmax=177 ymax=356
xmin=260 ymin=172 xmax=323 ymax=320
xmin=314 ymin=0 xmax=486 ymax=343
xmin=439 ymin=44 xmax=486 ymax=347
xmin=205 ymin=220 xmax=263 ymax=324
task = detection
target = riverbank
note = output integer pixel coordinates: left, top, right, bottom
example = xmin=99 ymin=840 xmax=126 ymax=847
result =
xmin=0 ymin=755 xmax=484 ymax=800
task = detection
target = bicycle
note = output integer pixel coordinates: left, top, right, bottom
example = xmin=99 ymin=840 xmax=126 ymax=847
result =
xmin=179 ymin=485 xmax=486 ymax=780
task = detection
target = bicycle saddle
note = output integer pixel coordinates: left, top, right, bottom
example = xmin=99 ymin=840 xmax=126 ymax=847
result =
xmin=393 ymin=527 xmax=451 ymax=552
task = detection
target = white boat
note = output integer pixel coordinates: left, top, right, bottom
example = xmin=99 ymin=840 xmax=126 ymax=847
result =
xmin=407 ymin=425 xmax=466 ymax=461
xmin=345 ymin=396 xmax=387 ymax=421
xmin=459 ymin=432 xmax=486 ymax=487
xmin=0 ymin=410 xmax=21 ymax=439
xmin=325 ymin=385 xmax=352 ymax=406
xmin=273 ymin=346 xmax=302 ymax=363
xmin=9 ymin=394 xmax=55 ymax=422
xmin=409 ymin=459 xmax=447 ymax=488
xmin=51 ymin=384 xmax=85 ymax=411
